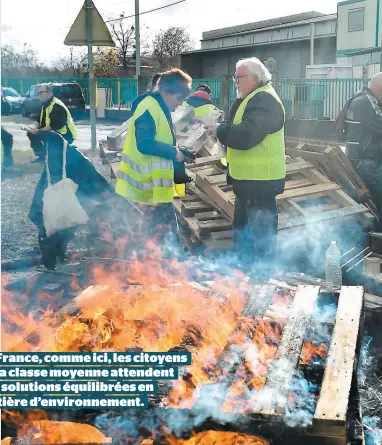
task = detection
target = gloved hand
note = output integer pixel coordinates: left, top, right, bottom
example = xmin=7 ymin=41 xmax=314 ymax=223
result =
xmin=179 ymin=147 xmax=196 ymax=164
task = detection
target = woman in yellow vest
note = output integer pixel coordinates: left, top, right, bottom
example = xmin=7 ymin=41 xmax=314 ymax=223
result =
xmin=182 ymin=84 xmax=218 ymax=118
xmin=115 ymin=68 xmax=192 ymax=239
xmin=24 ymin=83 xmax=77 ymax=161
xmin=209 ymin=57 xmax=286 ymax=275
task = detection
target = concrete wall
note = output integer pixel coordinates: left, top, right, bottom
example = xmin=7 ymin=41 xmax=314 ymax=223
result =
xmin=181 ymin=37 xmax=336 ymax=79
xmin=337 ymin=0 xmax=379 ymax=56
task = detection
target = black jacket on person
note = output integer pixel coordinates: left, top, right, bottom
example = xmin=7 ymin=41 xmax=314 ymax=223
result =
xmin=40 ymin=96 xmax=74 ymax=142
xmin=216 ymin=83 xmax=285 ymax=195
xmin=29 ymin=131 xmax=114 ymax=236
xmin=344 ymin=86 xmax=382 ymax=161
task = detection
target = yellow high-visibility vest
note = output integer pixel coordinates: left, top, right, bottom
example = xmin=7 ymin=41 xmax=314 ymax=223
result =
xmin=40 ymin=97 xmax=77 ymax=140
xmin=181 ymin=101 xmax=217 ymax=118
xmin=115 ymin=95 xmax=176 ymax=205
xmin=227 ymin=84 xmax=286 ymax=180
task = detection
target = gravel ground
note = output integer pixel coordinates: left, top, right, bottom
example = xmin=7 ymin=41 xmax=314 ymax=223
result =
xmin=1 ymin=115 xmax=116 ymax=262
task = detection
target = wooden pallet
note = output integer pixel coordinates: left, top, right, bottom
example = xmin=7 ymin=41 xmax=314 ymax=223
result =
xmin=285 ymin=137 xmax=378 ymax=219
xmin=178 ymin=284 xmax=364 ymax=445
xmin=175 ymin=156 xmax=374 ymax=251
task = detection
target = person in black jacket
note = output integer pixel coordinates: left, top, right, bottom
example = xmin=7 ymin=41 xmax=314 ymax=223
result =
xmin=29 ymin=131 xmax=114 ymax=270
xmin=343 ymin=73 xmax=382 ymax=217
xmin=24 ymin=84 xmax=76 ymax=161
xmin=208 ymin=57 xmax=286 ymax=274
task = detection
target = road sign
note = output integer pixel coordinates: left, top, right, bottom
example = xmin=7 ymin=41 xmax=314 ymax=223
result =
xmin=64 ymin=0 xmax=115 ymax=47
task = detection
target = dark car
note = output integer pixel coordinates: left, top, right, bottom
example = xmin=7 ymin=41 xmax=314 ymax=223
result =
xmin=21 ymin=82 xmax=86 ymax=118
xmin=1 ymin=87 xmax=25 ymax=115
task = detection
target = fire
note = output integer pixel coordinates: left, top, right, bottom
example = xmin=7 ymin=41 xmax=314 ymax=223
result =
xmin=166 ymin=431 xmax=270 ymax=445
xmin=16 ymin=420 xmax=111 ymax=444
xmin=1 ymin=239 xmax=299 ymax=442
xmin=299 ymin=341 xmax=328 ymax=365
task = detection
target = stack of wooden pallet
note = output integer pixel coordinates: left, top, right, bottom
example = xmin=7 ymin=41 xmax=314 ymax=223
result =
xmin=174 ymin=148 xmax=375 ymax=251
xmin=285 ymin=137 xmax=378 ymax=218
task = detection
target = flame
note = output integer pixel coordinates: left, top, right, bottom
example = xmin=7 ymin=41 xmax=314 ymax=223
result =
xmin=299 ymin=341 xmax=328 ymax=365
xmin=1 ymin=439 xmax=11 ymax=445
xmin=166 ymin=431 xmax=270 ymax=445
xmin=16 ymin=420 xmax=111 ymax=444
xmin=2 ymin=236 xmax=299 ymax=439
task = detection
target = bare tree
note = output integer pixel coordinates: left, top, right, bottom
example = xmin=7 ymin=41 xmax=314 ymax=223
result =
xmin=108 ymin=16 xmax=136 ymax=73
xmin=152 ymin=26 xmax=195 ymax=70
xmin=56 ymin=48 xmax=87 ymax=77
xmin=1 ymin=44 xmax=41 ymax=77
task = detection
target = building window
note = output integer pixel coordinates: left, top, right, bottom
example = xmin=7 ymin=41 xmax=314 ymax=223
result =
xmin=348 ymin=7 xmax=365 ymax=32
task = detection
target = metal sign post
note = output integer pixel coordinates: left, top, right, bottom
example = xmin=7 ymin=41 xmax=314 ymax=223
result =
xmin=135 ymin=0 xmax=140 ymax=77
xmin=64 ymin=0 xmax=115 ymax=154
xmin=86 ymin=0 xmax=97 ymax=153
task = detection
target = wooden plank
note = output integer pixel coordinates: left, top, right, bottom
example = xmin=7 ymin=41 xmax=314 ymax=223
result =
xmin=243 ymin=285 xmax=276 ymax=317
xmin=277 ymin=183 xmax=340 ymax=202
xmin=286 ymin=161 xmax=315 ymax=174
xmin=203 ymin=238 xmax=233 ymax=250
xmin=279 ymin=204 xmax=368 ymax=230
xmin=286 ymin=148 xmax=330 ymax=162
xmin=258 ymin=285 xmax=320 ymax=415
xmin=182 ymin=124 xmax=208 ymax=149
xmin=285 ymin=178 xmax=313 ymax=190
xmin=195 ymin=173 xmax=234 ymax=219
xmin=187 ymin=156 xmax=219 ymax=169
xmin=181 ymin=201 xmax=213 ymax=216
xmin=210 ymin=230 xmax=233 ymax=240
xmin=314 ymin=286 xmax=363 ymax=427
xmin=194 ymin=210 xmax=223 ymax=221
xmin=198 ymin=219 xmax=232 ymax=237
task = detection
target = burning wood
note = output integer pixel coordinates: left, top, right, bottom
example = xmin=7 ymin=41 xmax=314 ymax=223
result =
xmin=15 ymin=420 xmax=111 ymax=444
xmin=165 ymin=431 xmax=269 ymax=445
xmin=1 ymin=250 xmax=364 ymax=445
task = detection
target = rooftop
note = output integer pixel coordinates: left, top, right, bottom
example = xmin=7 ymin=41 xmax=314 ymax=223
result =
xmin=202 ymin=11 xmax=335 ymax=40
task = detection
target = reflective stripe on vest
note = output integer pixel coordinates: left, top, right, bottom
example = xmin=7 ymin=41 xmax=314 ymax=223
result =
xmin=115 ymin=95 xmax=175 ymax=205
xmin=227 ymin=84 xmax=286 ymax=181
xmin=40 ymin=97 xmax=77 ymax=140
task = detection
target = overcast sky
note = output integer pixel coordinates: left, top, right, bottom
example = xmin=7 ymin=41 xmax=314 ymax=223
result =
xmin=1 ymin=0 xmax=339 ymax=65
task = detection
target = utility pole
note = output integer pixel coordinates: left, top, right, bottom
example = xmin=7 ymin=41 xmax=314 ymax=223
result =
xmin=86 ymin=0 xmax=97 ymax=154
xmin=135 ymin=0 xmax=141 ymax=76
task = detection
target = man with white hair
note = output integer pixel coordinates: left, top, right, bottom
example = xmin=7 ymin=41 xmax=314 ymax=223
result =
xmin=209 ymin=57 xmax=286 ymax=275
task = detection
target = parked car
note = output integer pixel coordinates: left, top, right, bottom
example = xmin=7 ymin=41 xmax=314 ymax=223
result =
xmin=1 ymin=87 xmax=25 ymax=115
xmin=21 ymin=82 xmax=86 ymax=118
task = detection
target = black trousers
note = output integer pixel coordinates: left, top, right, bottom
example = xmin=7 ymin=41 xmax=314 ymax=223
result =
xmin=39 ymin=229 xmax=74 ymax=270
xmin=28 ymin=131 xmax=73 ymax=159
xmin=1 ymin=127 xmax=13 ymax=169
xmin=232 ymin=181 xmax=281 ymax=275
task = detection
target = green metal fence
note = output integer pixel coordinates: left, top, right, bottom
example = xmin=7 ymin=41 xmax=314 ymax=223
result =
xmin=2 ymin=77 xmax=138 ymax=108
xmin=228 ymin=78 xmax=369 ymax=120
xmin=2 ymin=77 xmax=371 ymax=119
xmin=275 ymin=78 xmax=368 ymax=120
xmin=191 ymin=78 xmax=221 ymax=106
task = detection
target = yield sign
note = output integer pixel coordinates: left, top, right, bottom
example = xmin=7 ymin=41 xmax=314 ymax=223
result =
xmin=64 ymin=0 xmax=115 ymax=46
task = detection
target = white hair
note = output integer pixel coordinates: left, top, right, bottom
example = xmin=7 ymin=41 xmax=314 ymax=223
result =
xmin=236 ymin=57 xmax=272 ymax=83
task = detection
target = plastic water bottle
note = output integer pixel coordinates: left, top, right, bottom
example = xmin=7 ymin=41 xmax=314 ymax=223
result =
xmin=325 ymin=241 xmax=342 ymax=290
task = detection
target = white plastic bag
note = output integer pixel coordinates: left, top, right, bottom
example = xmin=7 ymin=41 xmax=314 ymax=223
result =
xmin=43 ymin=140 xmax=89 ymax=237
